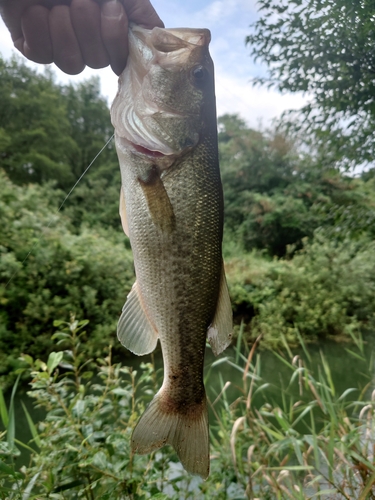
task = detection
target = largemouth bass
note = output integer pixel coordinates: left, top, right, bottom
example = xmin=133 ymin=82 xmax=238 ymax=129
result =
xmin=111 ymin=24 xmax=232 ymax=479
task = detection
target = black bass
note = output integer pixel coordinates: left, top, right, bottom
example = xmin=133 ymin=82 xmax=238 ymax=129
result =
xmin=110 ymin=24 xmax=232 ymax=479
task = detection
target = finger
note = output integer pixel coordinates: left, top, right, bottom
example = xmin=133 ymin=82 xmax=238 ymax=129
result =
xmin=101 ymin=0 xmax=128 ymax=75
xmin=121 ymin=0 xmax=164 ymax=29
xmin=49 ymin=5 xmax=85 ymax=74
xmin=20 ymin=5 xmax=53 ymax=63
xmin=70 ymin=0 xmax=110 ymax=69
xmin=0 ymin=1 xmax=33 ymax=55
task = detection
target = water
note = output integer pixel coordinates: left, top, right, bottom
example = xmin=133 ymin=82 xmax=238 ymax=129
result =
xmin=204 ymin=336 xmax=372 ymax=403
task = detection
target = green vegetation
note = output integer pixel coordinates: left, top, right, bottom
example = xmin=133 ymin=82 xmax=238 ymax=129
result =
xmin=247 ymin=0 xmax=375 ymax=169
xmin=0 ymin=0 xmax=375 ymax=492
xmin=226 ymin=235 xmax=375 ymax=346
xmin=1 ymin=319 xmax=375 ymax=498
xmin=1 ymin=56 xmax=375 ymax=382
xmin=0 ymin=170 xmax=135 ymax=381
xmin=0 ymin=43 xmax=375 ymax=497
xmin=219 ymin=114 xmax=375 ymax=346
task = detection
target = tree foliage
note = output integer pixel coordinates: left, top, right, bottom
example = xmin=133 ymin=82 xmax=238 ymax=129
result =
xmin=227 ymin=234 xmax=375 ymax=345
xmin=0 ymin=171 xmax=134 ymax=380
xmin=0 ymin=55 xmax=117 ymax=190
xmin=219 ymin=114 xmax=375 ymax=256
xmin=0 ymin=56 xmax=130 ymax=380
xmin=247 ymin=0 xmax=375 ymax=168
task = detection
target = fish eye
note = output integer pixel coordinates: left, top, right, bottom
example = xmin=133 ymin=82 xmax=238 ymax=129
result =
xmin=191 ymin=65 xmax=207 ymax=86
xmin=192 ymin=66 xmax=205 ymax=79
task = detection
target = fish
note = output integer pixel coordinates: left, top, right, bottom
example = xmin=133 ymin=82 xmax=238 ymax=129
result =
xmin=110 ymin=24 xmax=232 ymax=479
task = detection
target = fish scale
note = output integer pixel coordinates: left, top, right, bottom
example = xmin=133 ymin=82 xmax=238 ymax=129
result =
xmin=111 ymin=24 xmax=232 ymax=478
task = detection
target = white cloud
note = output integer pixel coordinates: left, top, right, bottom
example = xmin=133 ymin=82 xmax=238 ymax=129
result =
xmin=215 ymin=70 xmax=307 ymax=127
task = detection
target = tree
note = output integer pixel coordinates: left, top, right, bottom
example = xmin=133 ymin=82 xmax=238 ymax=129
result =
xmin=0 ymin=56 xmax=77 ymax=186
xmin=219 ymin=114 xmax=318 ymax=255
xmin=247 ymin=0 xmax=375 ymax=169
xmin=219 ymin=115 xmax=375 ymax=256
xmin=62 ymin=77 xmax=117 ymax=180
xmin=0 ymin=55 xmax=117 ymax=190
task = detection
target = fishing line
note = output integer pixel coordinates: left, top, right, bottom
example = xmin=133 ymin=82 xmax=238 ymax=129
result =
xmin=5 ymin=133 xmax=115 ymax=288
xmin=56 ymin=134 xmax=114 ymax=214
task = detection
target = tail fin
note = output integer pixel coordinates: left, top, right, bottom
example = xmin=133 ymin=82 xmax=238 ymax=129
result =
xmin=131 ymin=390 xmax=209 ymax=478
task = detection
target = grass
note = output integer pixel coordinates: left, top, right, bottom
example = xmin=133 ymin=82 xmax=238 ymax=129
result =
xmin=0 ymin=318 xmax=374 ymax=498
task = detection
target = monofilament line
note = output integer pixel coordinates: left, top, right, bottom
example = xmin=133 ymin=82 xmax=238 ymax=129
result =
xmin=5 ymin=134 xmax=115 ymax=288
xmin=56 ymin=133 xmax=115 ymax=212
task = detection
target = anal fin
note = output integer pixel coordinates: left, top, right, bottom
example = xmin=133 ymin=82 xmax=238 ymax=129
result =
xmin=207 ymin=262 xmax=233 ymax=356
xmin=118 ymin=282 xmax=158 ymax=355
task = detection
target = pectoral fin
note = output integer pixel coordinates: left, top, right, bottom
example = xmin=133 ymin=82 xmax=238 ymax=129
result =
xmin=138 ymin=166 xmax=175 ymax=233
xmin=207 ymin=263 xmax=233 ymax=356
xmin=118 ymin=282 xmax=158 ymax=355
xmin=119 ymin=187 xmax=129 ymax=237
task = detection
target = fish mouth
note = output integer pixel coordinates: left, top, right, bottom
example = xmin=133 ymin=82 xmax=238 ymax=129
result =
xmin=115 ymin=135 xmax=196 ymax=163
xmin=116 ymin=136 xmax=168 ymax=157
xmin=116 ymin=136 xmax=180 ymax=169
xmin=132 ymin=143 xmax=166 ymax=158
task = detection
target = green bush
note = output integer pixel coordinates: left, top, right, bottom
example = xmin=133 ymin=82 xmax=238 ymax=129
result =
xmin=0 ymin=171 xmax=134 ymax=382
xmin=226 ymin=232 xmax=375 ymax=346
xmin=237 ymin=192 xmax=315 ymax=256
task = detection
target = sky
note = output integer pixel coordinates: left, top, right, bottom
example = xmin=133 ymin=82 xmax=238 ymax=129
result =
xmin=0 ymin=0 xmax=307 ymax=129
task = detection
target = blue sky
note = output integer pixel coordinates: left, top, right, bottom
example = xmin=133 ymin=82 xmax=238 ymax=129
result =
xmin=0 ymin=0 xmax=306 ymax=128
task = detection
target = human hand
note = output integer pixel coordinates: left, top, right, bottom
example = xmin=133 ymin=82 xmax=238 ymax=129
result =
xmin=0 ymin=0 xmax=164 ymax=75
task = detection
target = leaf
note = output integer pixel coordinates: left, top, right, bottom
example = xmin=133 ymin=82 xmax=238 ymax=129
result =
xmin=92 ymin=451 xmax=108 ymax=470
xmin=22 ymin=472 xmax=41 ymax=500
xmin=344 ymin=348 xmax=365 ymax=361
xmin=47 ymin=351 xmax=63 ymax=375
xmin=51 ymin=332 xmax=70 ymax=341
xmin=21 ymin=401 xmax=41 ymax=448
xmin=53 ymin=320 xmax=67 ymax=327
xmin=52 ymin=479 xmax=86 ymax=493
xmin=338 ymin=388 xmax=358 ymax=401
xmin=0 ymin=387 xmax=8 ymax=428
xmin=72 ymin=400 xmax=86 ymax=419
xmin=7 ymin=374 xmax=21 ymax=451
xmin=0 ymin=459 xmax=16 ymax=476
xmin=20 ymin=354 xmax=34 ymax=366
xmin=112 ymin=388 xmax=130 ymax=396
